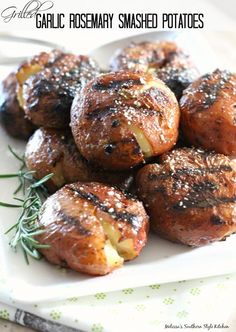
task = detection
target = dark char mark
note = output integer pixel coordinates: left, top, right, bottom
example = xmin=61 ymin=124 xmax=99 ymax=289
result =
xmin=45 ymin=51 xmax=65 ymax=68
xmin=86 ymin=106 xmax=117 ymax=120
xmin=92 ymin=78 xmax=144 ymax=91
xmin=58 ymin=211 xmax=91 ymax=236
xmin=148 ymin=165 xmax=232 ymax=181
xmin=173 ymin=195 xmax=236 ymax=210
xmin=104 ymin=143 xmax=116 ymax=155
xmin=192 ymin=180 xmax=218 ymax=193
xmin=158 ymin=67 xmax=195 ymax=100
xmin=198 ymin=70 xmax=232 ymax=108
xmin=111 ymin=119 xmax=120 ymax=127
xmin=173 ymin=177 xmax=234 ymax=210
xmin=68 ymin=186 xmax=141 ymax=230
xmin=211 ymin=215 xmax=226 ymax=225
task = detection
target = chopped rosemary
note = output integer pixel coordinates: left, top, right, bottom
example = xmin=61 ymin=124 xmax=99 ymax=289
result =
xmin=0 ymin=146 xmax=53 ymax=264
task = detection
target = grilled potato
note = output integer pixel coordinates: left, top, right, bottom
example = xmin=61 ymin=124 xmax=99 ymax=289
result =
xmin=136 ymin=148 xmax=236 ymax=247
xmin=110 ymin=41 xmax=199 ymax=99
xmin=180 ymin=69 xmax=236 ymax=156
xmin=16 ymin=49 xmax=99 ymax=128
xmin=36 ymin=182 xmax=149 ymax=275
xmin=71 ymin=71 xmax=180 ymax=170
xmin=0 ymin=72 xmax=36 ymax=139
xmin=25 ymin=127 xmax=134 ymax=193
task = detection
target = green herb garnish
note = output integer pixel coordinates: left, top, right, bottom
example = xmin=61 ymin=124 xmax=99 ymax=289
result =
xmin=0 ymin=146 xmax=53 ymax=263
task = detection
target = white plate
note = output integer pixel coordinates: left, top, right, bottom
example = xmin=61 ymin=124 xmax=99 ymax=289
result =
xmin=1 ymin=31 xmax=236 ymax=305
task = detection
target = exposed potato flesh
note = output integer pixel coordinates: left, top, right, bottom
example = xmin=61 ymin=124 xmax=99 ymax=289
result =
xmin=117 ymin=239 xmax=135 ymax=260
xmin=110 ymin=41 xmax=199 ymax=99
xmin=0 ymin=72 xmax=36 ymax=139
xmin=128 ymin=124 xmax=153 ymax=158
xmin=16 ymin=50 xmax=99 ymax=128
xmin=104 ymin=240 xmax=124 ymax=268
xmin=101 ymin=220 xmax=137 ymax=260
xmin=36 ymin=182 xmax=149 ymax=275
xmin=17 ymin=64 xmax=43 ymax=85
xmin=25 ymin=127 xmax=134 ymax=193
xmin=49 ymin=161 xmax=65 ymax=188
xmin=71 ymin=71 xmax=180 ymax=170
xmin=17 ymin=64 xmax=43 ymax=108
xmin=16 ymin=50 xmax=60 ymax=108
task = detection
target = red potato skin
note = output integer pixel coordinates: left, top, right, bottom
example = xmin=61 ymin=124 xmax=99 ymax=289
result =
xmin=16 ymin=50 xmax=62 ymax=85
xmin=0 ymin=72 xmax=36 ymax=139
xmin=71 ymin=71 xmax=180 ymax=171
xmin=25 ymin=127 xmax=134 ymax=193
xmin=136 ymin=148 xmax=236 ymax=247
xmin=180 ymin=69 xmax=236 ymax=156
xmin=110 ymin=41 xmax=199 ymax=100
xmin=16 ymin=50 xmax=99 ymax=128
xmin=36 ymin=182 xmax=149 ymax=275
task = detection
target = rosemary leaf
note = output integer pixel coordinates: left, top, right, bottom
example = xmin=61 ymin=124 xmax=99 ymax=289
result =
xmin=33 ymin=243 xmax=51 ymax=249
xmin=0 ymin=173 xmax=22 ymax=178
xmin=20 ymin=239 xmax=42 ymax=260
xmin=30 ymin=173 xmax=54 ymax=188
xmin=8 ymin=145 xmax=25 ymax=163
xmin=4 ymin=222 xmax=20 ymax=234
xmin=0 ymin=201 xmax=21 ymax=208
xmin=13 ymin=197 xmax=25 ymax=202
xmin=27 ymin=230 xmax=46 ymax=236
xmin=22 ymin=246 xmax=29 ymax=265
xmin=14 ymin=182 xmax=23 ymax=195
xmin=0 ymin=146 xmax=53 ymax=263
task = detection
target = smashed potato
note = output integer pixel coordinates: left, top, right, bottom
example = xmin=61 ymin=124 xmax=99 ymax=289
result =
xmin=71 ymin=71 xmax=180 ymax=170
xmin=110 ymin=41 xmax=199 ymax=99
xmin=16 ymin=50 xmax=99 ymax=128
xmin=180 ymin=69 xmax=236 ymax=156
xmin=0 ymin=72 xmax=36 ymax=139
xmin=25 ymin=127 xmax=134 ymax=192
xmin=136 ymin=148 xmax=236 ymax=247
xmin=36 ymin=182 xmax=149 ymax=275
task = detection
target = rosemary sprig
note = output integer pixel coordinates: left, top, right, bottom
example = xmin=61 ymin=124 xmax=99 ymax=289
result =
xmin=0 ymin=146 xmax=53 ymax=264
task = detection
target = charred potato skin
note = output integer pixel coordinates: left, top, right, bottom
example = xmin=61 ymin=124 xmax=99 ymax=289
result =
xmin=36 ymin=182 xmax=149 ymax=275
xmin=180 ymin=69 xmax=236 ymax=156
xmin=25 ymin=127 xmax=134 ymax=193
xmin=17 ymin=50 xmax=99 ymax=128
xmin=0 ymin=72 xmax=36 ymax=139
xmin=110 ymin=41 xmax=199 ymax=100
xmin=16 ymin=50 xmax=62 ymax=86
xmin=136 ymin=148 xmax=236 ymax=247
xmin=71 ymin=71 xmax=180 ymax=171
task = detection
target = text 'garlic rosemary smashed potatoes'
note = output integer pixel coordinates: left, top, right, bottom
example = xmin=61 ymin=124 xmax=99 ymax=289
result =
xmin=16 ymin=49 xmax=99 ymax=128
xmin=25 ymin=127 xmax=134 ymax=193
xmin=136 ymin=148 xmax=236 ymax=247
xmin=71 ymin=71 xmax=180 ymax=170
xmin=0 ymin=72 xmax=36 ymax=139
xmin=110 ymin=41 xmax=199 ymax=100
xmin=180 ymin=69 xmax=236 ymax=156
xmin=36 ymin=182 xmax=149 ymax=275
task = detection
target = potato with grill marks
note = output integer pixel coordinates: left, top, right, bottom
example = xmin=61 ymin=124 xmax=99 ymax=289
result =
xmin=71 ymin=71 xmax=180 ymax=171
xmin=36 ymin=182 xmax=149 ymax=275
xmin=0 ymin=72 xmax=36 ymax=139
xmin=136 ymin=148 xmax=236 ymax=247
xmin=16 ymin=49 xmax=99 ymax=128
xmin=110 ymin=41 xmax=199 ymax=100
xmin=25 ymin=127 xmax=134 ymax=193
xmin=180 ymin=69 xmax=236 ymax=156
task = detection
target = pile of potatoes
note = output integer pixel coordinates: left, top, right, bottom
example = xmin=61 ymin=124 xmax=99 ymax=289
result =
xmin=0 ymin=40 xmax=235 ymax=276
